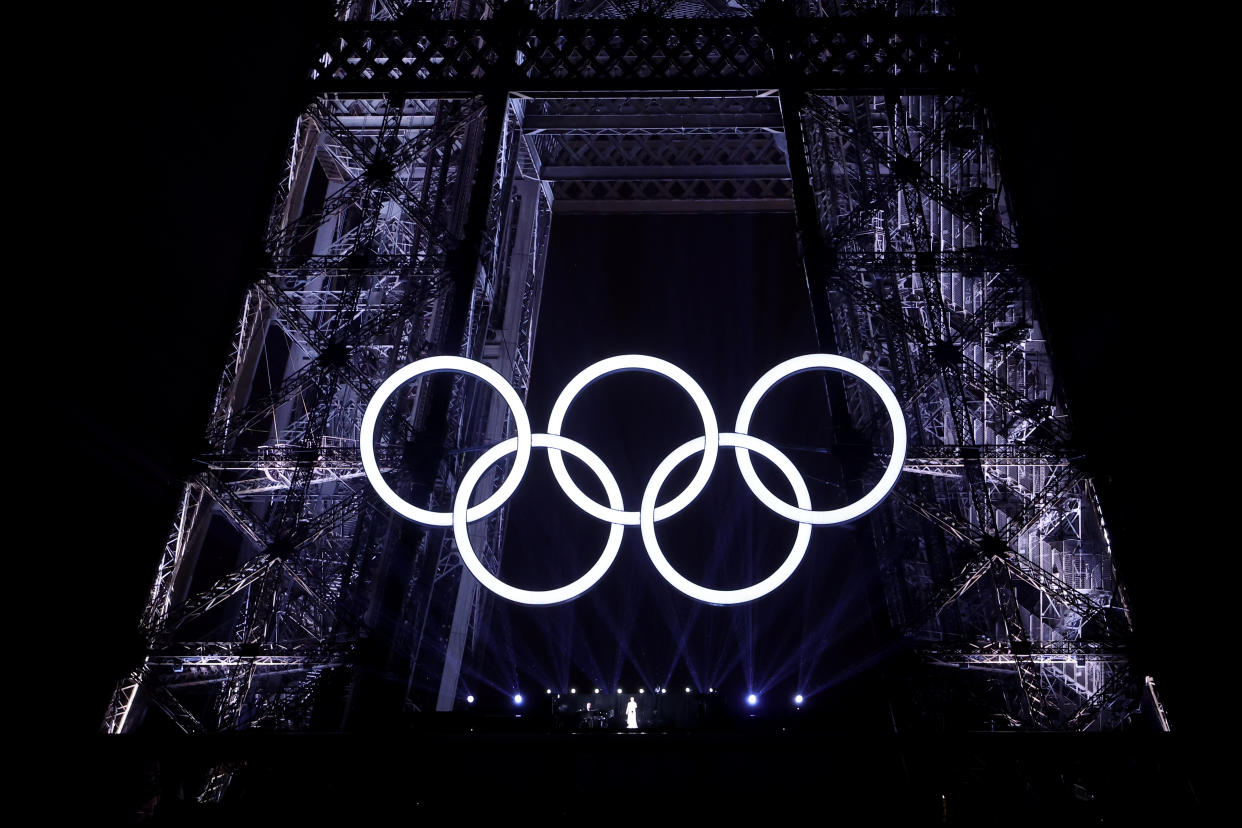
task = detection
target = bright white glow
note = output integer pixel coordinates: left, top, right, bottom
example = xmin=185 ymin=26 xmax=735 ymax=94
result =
xmin=747 ymin=694 xmax=758 ymax=706
xmin=685 ymin=687 xmax=691 ymax=694
xmin=734 ymin=354 xmax=906 ymax=525
xmin=617 ymin=688 xmax=623 ymax=694
xmin=546 ymin=689 xmax=552 ymax=694
xmin=365 ymin=354 xmax=907 ymax=609
xmin=638 ymin=688 xmax=644 ymax=694
xmin=452 ymin=433 xmax=624 ymax=605
xmin=641 ymin=432 xmax=812 ymax=605
xmin=661 ymin=689 xmax=667 ymax=694
xmin=546 ymin=355 xmax=718 ymax=526
xmin=570 ymin=688 xmax=576 ymax=694
xmin=594 ymin=688 xmax=600 ymax=694
xmin=361 ymin=356 xmax=532 ymax=527
xmin=466 ymin=695 xmax=475 ymax=704
xmin=794 ymin=694 xmax=804 ymax=705
xmin=513 ymin=694 xmax=523 ymax=705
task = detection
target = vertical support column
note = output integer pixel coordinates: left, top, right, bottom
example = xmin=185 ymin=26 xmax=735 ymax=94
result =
xmin=435 ymin=174 xmax=541 ymax=710
xmin=778 ymin=87 xmax=854 ymax=455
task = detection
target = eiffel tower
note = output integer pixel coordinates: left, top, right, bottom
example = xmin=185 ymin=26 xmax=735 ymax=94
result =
xmin=98 ymin=0 xmax=1172 ymax=804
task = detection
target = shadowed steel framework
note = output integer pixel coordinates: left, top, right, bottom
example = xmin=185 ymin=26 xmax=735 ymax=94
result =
xmin=103 ymin=0 xmax=1161 ymax=798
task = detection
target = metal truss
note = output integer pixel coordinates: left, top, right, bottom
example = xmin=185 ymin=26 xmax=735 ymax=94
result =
xmin=105 ymin=6 xmax=1153 ymax=799
xmin=790 ymin=88 xmax=1142 ymax=729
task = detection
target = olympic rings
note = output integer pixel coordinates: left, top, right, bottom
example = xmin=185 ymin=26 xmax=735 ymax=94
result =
xmin=546 ymin=355 xmax=718 ymax=527
xmin=454 ymin=433 xmax=625 ymax=606
xmin=734 ymin=354 xmax=907 ymax=525
xmin=360 ymin=356 xmax=532 ymax=527
xmin=361 ymin=353 xmax=906 ymax=605
xmin=641 ymin=432 xmax=813 ymax=606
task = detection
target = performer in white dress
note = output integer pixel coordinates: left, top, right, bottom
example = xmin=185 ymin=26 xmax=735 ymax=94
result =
xmin=625 ymin=696 xmax=637 ymax=729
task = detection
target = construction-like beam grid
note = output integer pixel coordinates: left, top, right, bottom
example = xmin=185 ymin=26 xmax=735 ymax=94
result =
xmin=793 ymin=87 xmax=1138 ymax=730
xmin=104 ymin=1 xmax=1149 ymax=780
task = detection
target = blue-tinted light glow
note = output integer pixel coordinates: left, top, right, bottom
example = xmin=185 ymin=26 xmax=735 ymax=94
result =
xmin=513 ymin=694 xmax=523 ymax=705
xmin=794 ymin=694 xmax=804 ymax=705
xmin=747 ymin=694 xmax=758 ymax=706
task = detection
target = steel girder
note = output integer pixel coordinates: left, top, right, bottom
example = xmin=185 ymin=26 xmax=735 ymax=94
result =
xmin=102 ymin=85 xmax=542 ymax=767
xmin=793 ymin=90 xmax=1138 ymax=729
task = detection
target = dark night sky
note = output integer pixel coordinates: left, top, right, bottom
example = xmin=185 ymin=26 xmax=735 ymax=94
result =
xmin=61 ymin=2 xmax=1212 ymax=737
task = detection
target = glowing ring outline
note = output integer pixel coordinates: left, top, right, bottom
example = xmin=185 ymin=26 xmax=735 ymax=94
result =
xmin=733 ymin=354 xmax=906 ymax=526
xmin=640 ymin=432 xmax=813 ymax=606
xmin=452 ymin=433 xmax=625 ymax=606
xmin=545 ymin=355 xmax=719 ymax=527
xmin=360 ymin=356 xmax=532 ymax=528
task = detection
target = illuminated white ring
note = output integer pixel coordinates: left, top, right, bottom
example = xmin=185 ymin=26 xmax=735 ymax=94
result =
xmin=733 ymin=354 xmax=906 ymax=525
xmin=546 ymin=355 xmax=719 ymax=527
xmin=640 ymin=432 xmax=812 ymax=606
xmin=453 ymin=433 xmax=624 ymax=606
xmin=360 ymin=356 xmax=532 ymax=528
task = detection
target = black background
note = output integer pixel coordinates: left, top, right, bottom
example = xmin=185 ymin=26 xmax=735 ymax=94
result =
xmin=58 ymin=1 xmax=1211 ymax=743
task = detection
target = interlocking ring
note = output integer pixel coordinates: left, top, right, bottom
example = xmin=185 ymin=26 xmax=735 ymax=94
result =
xmin=361 ymin=354 xmax=906 ymax=606
xmin=546 ymin=355 xmax=718 ymax=527
xmin=360 ymin=356 xmax=532 ymax=527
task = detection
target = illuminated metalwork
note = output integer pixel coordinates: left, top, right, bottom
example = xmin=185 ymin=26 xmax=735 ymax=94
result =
xmin=104 ymin=3 xmax=1153 ymax=802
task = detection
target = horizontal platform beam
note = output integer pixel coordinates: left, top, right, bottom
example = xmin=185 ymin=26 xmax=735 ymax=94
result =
xmin=522 ymin=113 xmax=785 ymax=131
xmin=541 ymin=163 xmax=789 ymax=180
xmin=310 ymin=17 xmax=972 ymax=95
xmin=553 ymin=198 xmax=793 ymax=213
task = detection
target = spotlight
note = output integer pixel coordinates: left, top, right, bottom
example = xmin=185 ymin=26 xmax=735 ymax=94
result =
xmin=746 ymin=694 xmax=758 ymax=706
xmin=684 ymin=687 xmax=691 ymax=694
xmin=513 ymin=694 xmax=523 ymax=705
xmin=570 ymin=688 xmax=577 ymax=694
xmin=594 ymin=688 xmax=600 ymax=694
xmin=639 ymin=688 xmax=645 ymax=694
xmin=708 ymin=687 xmax=715 ymax=693
xmin=546 ymin=688 xmax=552 ymax=695
xmin=794 ymin=694 xmax=804 ymax=705
xmin=466 ymin=695 xmax=475 ymax=704
xmin=617 ymin=688 xmax=623 ymax=694
xmin=661 ymin=688 xmax=667 ymax=694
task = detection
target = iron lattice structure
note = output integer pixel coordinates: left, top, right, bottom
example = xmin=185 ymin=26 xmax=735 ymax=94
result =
xmin=104 ymin=0 xmax=1159 ymax=794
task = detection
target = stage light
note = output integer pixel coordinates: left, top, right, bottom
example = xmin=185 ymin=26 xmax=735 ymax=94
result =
xmin=794 ymin=694 xmax=804 ymax=705
xmin=661 ymin=688 xmax=667 ymax=694
xmin=570 ymin=688 xmax=577 ymax=694
xmin=546 ymin=688 xmax=552 ymax=694
xmin=708 ymin=687 xmax=714 ymax=693
xmin=466 ymin=695 xmax=475 ymax=704
xmin=747 ymin=694 xmax=758 ymax=706
xmin=594 ymin=688 xmax=600 ymax=694
xmin=639 ymin=688 xmax=644 ymax=694
xmin=513 ymin=694 xmax=523 ymax=705
xmin=617 ymin=688 xmax=623 ymax=694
